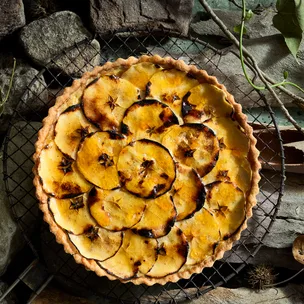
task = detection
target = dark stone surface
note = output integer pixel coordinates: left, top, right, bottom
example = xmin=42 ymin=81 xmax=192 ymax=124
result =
xmin=90 ymin=0 xmax=194 ymax=35
xmin=0 ymin=150 xmax=23 ymax=277
xmin=0 ymin=54 xmax=47 ymax=137
xmin=19 ymin=11 xmax=100 ymax=75
xmin=0 ymin=0 xmax=26 ymax=41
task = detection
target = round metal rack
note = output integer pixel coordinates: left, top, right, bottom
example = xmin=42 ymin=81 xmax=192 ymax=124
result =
xmin=2 ymin=27 xmax=285 ymax=303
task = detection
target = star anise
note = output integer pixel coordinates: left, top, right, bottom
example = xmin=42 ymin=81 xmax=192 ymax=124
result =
xmin=69 ymin=196 xmax=84 ymax=210
xmin=107 ymin=95 xmax=118 ymax=111
xmin=76 ymin=126 xmax=89 ymax=138
xmin=98 ymin=153 xmax=114 ymax=168
xmin=139 ymin=159 xmax=154 ymax=178
xmin=214 ymin=205 xmax=229 ymax=218
xmin=184 ymin=148 xmax=196 ymax=157
xmin=146 ymin=126 xmax=157 ymax=136
xmin=58 ymin=157 xmax=73 ymax=174
xmin=86 ymin=226 xmax=99 ymax=241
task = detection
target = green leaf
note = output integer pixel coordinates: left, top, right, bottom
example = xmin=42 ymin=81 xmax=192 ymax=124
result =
xmin=245 ymin=9 xmax=254 ymax=21
xmin=295 ymin=0 xmax=304 ymax=31
xmin=233 ymin=24 xmax=247 ymax=34
xmin=283 ymin=70 xmax=289 ymax=79
xmin=273 ymin=0 xmax=303 ymax=59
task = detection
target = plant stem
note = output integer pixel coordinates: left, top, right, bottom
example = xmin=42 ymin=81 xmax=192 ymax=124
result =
xmin=263 ymin=267 xmax=304 ymax=288
xmin=4 ymin=58 xmax=16 ymax=103
xmin=239 ymin=0 xmax=264 ymax=90
xmin=0 ymin=58 xmax=16 ymax=106
xmin=198 ymin=0 xmax=304 ymax=134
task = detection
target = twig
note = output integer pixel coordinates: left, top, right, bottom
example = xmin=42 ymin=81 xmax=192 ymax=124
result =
xmin=264 ymin=267 xmax=304 ymax=288
xmin=198 ymin=0 xmax=304 ymax=101
xmin=252 ymin=60 xmax=304 ymax=134
xmin=198 ymin=0 xmax=304 ymax=135
xmin=228 ymin=0 xmax=243 ymax=10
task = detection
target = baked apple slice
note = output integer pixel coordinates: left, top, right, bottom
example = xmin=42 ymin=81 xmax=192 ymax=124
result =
xmin=82 ymin=75 xmax=140 ymax=131
xmin=38 ymin=141 xmax=91 ymax=198
xmin=146 ymin=69 xmax=199 ymax=117
xmin=54 ymin=104 xmax=97 ymax=159
xmin=201 ymin=149 xmax=252 ymax=193
xmin=205 ymin=181 xmax=245 ymax=239
xmin=147 ymin=226 xmax=188 ymax=278
xmin=162 ymin=124 xmax=219 ymax=177
xmin=176 ymin=208 xmax=220 ymax=265
xmin=76 ymin=131 xmax=126 ymax=190
xmin=121 ymin=99 xmax=179 ymax=143
xmin=48 ymin=194 xmax=96 ymax=235
xmin=117 ymin=139 xmax=176 ymax=198
xmin=121 ymin=62 xmax=162 ymax=91
xmin=98 ymin=230 xmax=158 ymax=280
xmin=170 ymin=164 xmax=205 ymax=221
xmin=204 ymin=117 xmax=249 ymax=155
xmin=69 ymin=226 xmax=123 ymax=261
xmin=88 ymin=188 xmax=146 ymax=231
xmin=132 ymin=193 xmax=176 ymax=238
xmin=182 ymin=83 xmax=233 ymax=123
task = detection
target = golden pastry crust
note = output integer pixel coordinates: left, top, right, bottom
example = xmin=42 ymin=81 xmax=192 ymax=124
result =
xmin=33 ymin=55 xmax=261 ymax=286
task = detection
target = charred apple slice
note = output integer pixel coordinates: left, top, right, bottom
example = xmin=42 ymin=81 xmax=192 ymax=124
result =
xmin=38 ymin=141 xmax=91 ymax=198
xmin=82 ymin=75 xmax=140 ymax=131
xmin=76 ymin=131 xmax=126 ymax=190
xmin=69 ymin=226 xmax=122 ymax=261
xmin=201 ymin=149 xmax=252 ymax=193
xmin=162 ymin=124 xmax=220 ymax=177
xmin=147 ymin=226 xmax=188 ymax=278
xmin=49 ymin=194 xmax=96 ymax=234
xmin=176 ymin=208 xmax=220 ymax=265
xmin=205 ymin=181 xmax=245 ymax=239
xmin=98 ymin=230 xmax=158 ymax=280
xmin=182 ymin=83 xmax=233 ymax=123
xmin=54 ymin=105 xmax=97 ymax=159
xmin=121 ymin=62 xmax=162 ymax=91
xmin=121 ymin=99 xmax=179 ymax=143
xmin=204 ymin=117 xmax=249 ymax=155
xmin=170 ymin=164 xmax=206 ymax=221
xmin=117 ymin=139 xmax=176 ymax=198
xmin=132 ymin=192 xmax=176 ymax=238
xmin=88 ymin=187 xmax=146 ymax=231
xmin=146 ymin=69 xmax=199 ymax=118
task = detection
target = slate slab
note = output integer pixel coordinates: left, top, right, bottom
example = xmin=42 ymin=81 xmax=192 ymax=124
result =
xmin=19 ymin=11 xmax=100 ymax=76
xmin=90 ymin=0 xmax=194 ymax=35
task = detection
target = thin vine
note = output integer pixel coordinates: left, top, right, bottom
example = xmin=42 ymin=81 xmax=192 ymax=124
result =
xmin=0 ymin=58 xmax=16 ymax=117
xmin=239 ymin=0 xmax=304 ymax=94
xmin=199 ymin=0 xmax=304 ymax=134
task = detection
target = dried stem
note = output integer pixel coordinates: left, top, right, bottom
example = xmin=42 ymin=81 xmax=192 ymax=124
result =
xmin=198 ymin=0 xmax=304 ymax=134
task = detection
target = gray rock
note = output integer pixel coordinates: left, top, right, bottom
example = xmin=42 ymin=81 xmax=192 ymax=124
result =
xmin=20 ymin=11 xmax=101 ymax=76
xmin=191 ymin=7 xmax=279 ymax=39
xmin=244 ymin=172 xmax=304 ymax=249
xmin=90 ymin=0 xmax=194 ymax=35
xmin=186 ymin=284 xmax=304 ymax=304
xmin=0 ymin=0 xmax=26 ymax=40
xmin=0 ymin=55 xmax=48 ymax=136
xmin=0 ymin=151 xmax=23 ymax=276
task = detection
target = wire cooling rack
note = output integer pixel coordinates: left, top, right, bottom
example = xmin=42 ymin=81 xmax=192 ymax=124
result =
xmin=2 ymin=27 xmax=285 ymax=303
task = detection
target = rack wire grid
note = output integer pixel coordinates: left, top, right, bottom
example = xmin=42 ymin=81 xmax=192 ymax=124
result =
xmin=2 ymin=27 xmax=285 ymax=303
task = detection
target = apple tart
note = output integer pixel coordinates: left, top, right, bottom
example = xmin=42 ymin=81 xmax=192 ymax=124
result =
xmin=33 ymin=55 xmax=260 ymax=285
